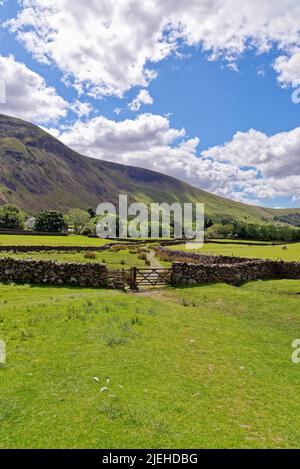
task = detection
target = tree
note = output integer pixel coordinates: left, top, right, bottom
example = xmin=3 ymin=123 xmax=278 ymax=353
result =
xmin=87 ymin=207 xmax=96 ymax=218
xmin=0 ymin=204 xmax=25 ymax=230
xmin=204 ymin=217 xmax=213 ymax=229
xmin=232 ymin=221 xmax=300 ymax=242
xmin=34 ymin=211 xmax=65 ymax=232
xmin=207 ymin=223 xmax=234 ymax=239
xmin=220 ymin=216 xmax=234 ymax=226
xmin=67 ymin=208 xmax=90 ymax=235
xmin=81 ymin=223 xmax=96 ymax=236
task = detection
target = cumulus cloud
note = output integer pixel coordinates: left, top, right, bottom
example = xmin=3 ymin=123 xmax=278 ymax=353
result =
xmin=128 ymin=89 xmax=153 ymax=112
xmin=52 ymin=113 xmax=256 ymax=202
xmin=274 ymin=49 xmax=300 ymax=87
xmin=203 ymin=127 xmax=300 ymax=201
xmin=70 ymin=99 xmax=92 ymax=118
xmin=58 ymin=113 xmax=186 ymax=157
xmin=4 ymin=1 xmax=300 ymax=205
xmin=8 ymin=0 xmax=300 ymax=98
xmin=0 ymin=54 xmax=68 ymax=123
xmin=47 ymin=113 xmax=300 ymax=203
xmin=202 ymin=127 xmax=300 ymax=178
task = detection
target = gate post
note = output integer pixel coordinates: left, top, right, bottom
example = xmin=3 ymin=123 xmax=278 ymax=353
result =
xmin=129 ymin=267 xmax=137 ymax=290
xmin=170 ymin=265 xmax=175 ymax=286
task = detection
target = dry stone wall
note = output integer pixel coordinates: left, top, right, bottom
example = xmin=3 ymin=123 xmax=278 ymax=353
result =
xmin=1 ymin=246 xmax=300 ymax=290
xmin=157 ymin=246 xmax=300 ymax=286
xmin=0 ymin=245 xmax=112 ymax=253
xmin=0 ymin=230 xmax=68 ymax=236
xmin=157 ymin=245 xmax=252 ymax=264
xmin=0 ymin=257 xmax=110 ymax=288
xmin=171 ymin=259 xmax=300 ymax=286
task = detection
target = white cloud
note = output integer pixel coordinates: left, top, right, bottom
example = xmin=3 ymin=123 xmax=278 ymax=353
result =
xmin=203 ymin=127 xmax=300 ymax=201
xmin=0 ymin=54 xmax=68 ymax=123
xmin=48 ymin=113 xmax=300 ymax=204
xmin=58 ymin=113 xmax=186 ymax=156
xmin=128 ymin=89 xmax=153 ymax=112
xmin=52 ymin=113 xmax=256 ymax=202
xmin=39 ymin=126 xmax=61 ymax=138
xmin=8 ymin=1 xmax=300 ymax=98
xmin=70 ymin=100 xmax=92 ymax=118
xmin=274 ymin=49 xmax=300 ymax=87
xmin=202 ymin=127 xmax=300 ymax=178
xmin=4 ymin=1 xmax=300 ymax=205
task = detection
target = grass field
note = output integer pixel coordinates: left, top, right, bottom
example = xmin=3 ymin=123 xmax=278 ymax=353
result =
xmin=0 ymin=234 xmax=114 ymax=247
xmin=170 ymin=241 xmax=300 ymax=262
xmin=1 ymin=280 xmax=300 ymax=449
xmin=0 ymin=249 xmax=151 ymax=269
xmin=207 ymin=238 xmax=275 ymax=245
xmin=1 ymin=236 xmax=300 ymax=448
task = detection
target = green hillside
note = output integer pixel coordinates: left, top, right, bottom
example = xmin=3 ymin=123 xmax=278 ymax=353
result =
xmin=0 ymin=114 xmax=298 ymax=223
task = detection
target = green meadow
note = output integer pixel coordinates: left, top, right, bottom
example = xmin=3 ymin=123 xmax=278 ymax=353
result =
xmin=170 ymin=241 xmax=300 ymax=262
xmin=1 ymin=235 xmax=300 ymax=448
xmin=1 ymin=281 xmax=300 ymax=448
xmin=0 ymin=249 xmax=149 ymax=270
xmin=0 ymin=234 xmax=113 ymax=247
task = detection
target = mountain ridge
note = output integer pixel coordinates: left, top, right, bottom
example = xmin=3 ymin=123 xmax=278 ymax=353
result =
xmin=0 ymin=113 xmax=299 ymax=224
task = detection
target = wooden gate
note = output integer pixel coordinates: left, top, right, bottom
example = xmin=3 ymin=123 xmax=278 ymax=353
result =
xmin=129 ymin=267 xmax=172 ymax=289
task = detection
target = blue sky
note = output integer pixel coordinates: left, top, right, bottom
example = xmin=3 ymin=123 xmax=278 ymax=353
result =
xmin=1 ymin=0 xmax=300 ymax=208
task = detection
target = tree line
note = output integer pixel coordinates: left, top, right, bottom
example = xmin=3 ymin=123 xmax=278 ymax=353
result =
xmin=274 ymin=213 xmax=300 ymax=227
xmin=0 ymin=204 xmax=95 ymax=234
xmin=1 ymin=203 xmax=300 ymax=242
xmin=207 ymin=220 xmax=300 ymax=242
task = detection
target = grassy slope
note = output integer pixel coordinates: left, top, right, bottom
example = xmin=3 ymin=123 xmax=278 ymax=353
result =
xmin=1 ymin=281 xmax=300 ymax=448
xmin=268 ymin=208 xmax=300 ymax=216
xmin=169 ymin=241 xmax=300 ymax=262
xmin=0 ymin=113 xmax=297 ymax=224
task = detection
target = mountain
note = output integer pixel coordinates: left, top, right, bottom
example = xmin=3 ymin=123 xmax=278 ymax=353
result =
xmin=0 ymin=113 xmax=298 ymax=224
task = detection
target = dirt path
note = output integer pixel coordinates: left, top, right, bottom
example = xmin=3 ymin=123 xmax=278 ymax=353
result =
xmin=128 ymin=285 xmax=179 ymax=304
xmin=147 ymin=249 xmax=164 ymax=267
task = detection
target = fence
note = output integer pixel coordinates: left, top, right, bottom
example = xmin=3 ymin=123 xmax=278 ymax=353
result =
xmin=129 ymin=267 xmax=172 ymax=289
